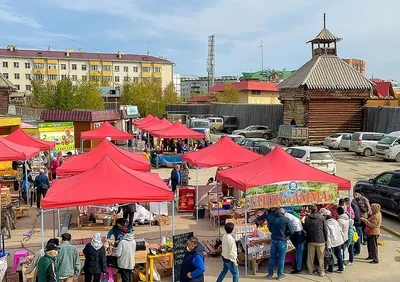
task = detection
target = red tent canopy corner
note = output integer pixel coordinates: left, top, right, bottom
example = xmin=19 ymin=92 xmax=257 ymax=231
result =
xmin=216 ymin=146 xmax=351 ymax=191
xmin=136 ymin=117 xmax=161 ymax=130
xmin=142 ymin=118 xmax=172 ymax=133
xmin=0 ymin=137 xmax=41 ymax=161
xmin=81 ymin=121 xmax=132 ymax=140
xmin=183 ymin=136 xmax=261 ymax=167
xmin=151 ymin=121 xmax=205 ymax=139
xmin=5 ymin=128 xmax=55 ymax=150
xmin=133 ymin=115 xmax=154 ymax=126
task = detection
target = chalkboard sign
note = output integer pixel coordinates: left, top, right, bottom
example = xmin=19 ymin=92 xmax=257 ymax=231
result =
xmin=173 ymin=232 xmax=194 ymax=282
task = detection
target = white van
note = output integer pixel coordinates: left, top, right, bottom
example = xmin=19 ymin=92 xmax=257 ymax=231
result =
xmin=375 ymin=131 xmax=400 ymax=162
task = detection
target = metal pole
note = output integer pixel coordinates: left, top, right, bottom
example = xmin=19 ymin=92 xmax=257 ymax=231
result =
xmin=81 ymin=139 xmax=84 ymax=153
xmin=52 ymin=209 xmax=55 ymax=238
xmin=244 ymin=195 xmax=248 ymax=276
xmin=159 ymin=202 xmax=162 ymax=243
xmin=41 ymin=209 xmax=45 ymax=249
xmin=217 ymin=182 xmax=221 ymax=239
xmin=348 ymin=190 xmax=352 ymax=218
xmin=172 ymin=201 xmax=175 ymax=282
xmin=196 ymin=168 xmax=199 ymax=223
xmin=24 ymin=160 xmax=29 ymax=206
xmin=57 ymin=209 xmax=61 ymax=236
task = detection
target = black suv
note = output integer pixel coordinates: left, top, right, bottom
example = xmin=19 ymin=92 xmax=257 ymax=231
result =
xmin=353 ymin=170 xmax=400 ymax=220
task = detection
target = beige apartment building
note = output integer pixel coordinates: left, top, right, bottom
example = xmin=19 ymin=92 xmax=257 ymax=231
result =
xmin=0 ymin=45 xmax=174 ymax=93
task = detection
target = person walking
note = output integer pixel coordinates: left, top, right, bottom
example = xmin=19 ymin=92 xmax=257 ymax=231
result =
xmin=56 ymin=233 xmax=81 ymax=282
xmin=37 ymin=243 xmax=59 ymax=282
xmin=337 ymin=207 xmax=350 ymax=262
xmin=180 ymin=237 xmax=205 ymax=282
xmin=122 ymin=204 xmax=136 ymax=228
xmin=361 ymin=203 xmax=382 ymax=264
xmin=285 ymin=212 xmax=305 ymax=274
xmin=35 ymin=169 xmax=50 ymax=209
xmin=83 ymin=233 xmax=107 ymax=282
xmin=304 ymin=205 xmax=327 ymax=277
xmin=267 ymin=208 xmax=294 ymax=280
xmin=170 ymin=164 xmax=181 ymax=193
xmin=345 ymin=219 xmax=356 ymax=266
xmin=216 ymin=222 xmax=238 ymax=282
xmin=114 ymin=233 xmax=136 ymax=282
xmin=181 ymin=161 xmax=190 ymax=186
xmin=50 ymin=157 xmax=60 ymax=180
xmin=323 ymin=210 xmax=345 ymax=273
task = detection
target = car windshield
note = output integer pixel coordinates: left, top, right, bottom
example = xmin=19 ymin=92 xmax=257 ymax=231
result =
xmin=254 ymin=141 xmax=269 ymax=147
xmin=191 ymin=121 xmax=209 ymax=128
xmin=329 ymin=134 xmax=342 ymax=138
xmin=379 ymin=136 xmax=397 ymax=145
xmin=310 ymin=151 xmax=333 ymax=160
xmin=244 ymin=126 xmax=253 ymax=130
xmin=231 ymin=136 xmax=243 ymax=142
xmin=342 ymin=134 xmax=352 ymax=140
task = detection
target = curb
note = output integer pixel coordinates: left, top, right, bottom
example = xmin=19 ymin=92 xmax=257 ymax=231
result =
xmin=381 ymin=225 xmax=400 ymax=238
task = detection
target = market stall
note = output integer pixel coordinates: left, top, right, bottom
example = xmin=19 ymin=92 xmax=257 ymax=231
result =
xmin=5 ymin=128 xmax=55 ymax=151
xmin=57 ymin=139 xmax=150 ymax=176
xmin=216 ymin=146 xmax=351 ymax=275
xmin=132 ymin=114 xmax=154 ymax=127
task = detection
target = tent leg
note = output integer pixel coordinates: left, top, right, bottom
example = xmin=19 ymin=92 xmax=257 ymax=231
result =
xmin=81 ymin=139 xmax=84 ymax=153
xmin=24 ymin=160 xmax=29 ymax=206
xmin=172 ymin=201 xmax=175 ymax=282
xmin=52 ymin=209 xmax=55 ymax=238
xmin=244 ymin=198 xmax=248 ymax=276
xmin=41 ymin=209 xmax=45 ymax=249
xmin=217 ymin=182 xmax=220 ymax=239
xmin=159 ymin=202 xmax=162 ymax=243
xmin=348 ymin=190 xmax=352 ymax=218
xmin=196 ymin=168 xmax=199 ymax=223
xmin=57 ymin=209 xmax=61 ymax=236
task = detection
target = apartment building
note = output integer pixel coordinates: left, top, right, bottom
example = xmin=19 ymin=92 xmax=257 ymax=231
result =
xmin=342 ymin=58 xmax=366 ymax=76
xmin=0 ymin=45 xmax=174 ymax=93
xmin=180 ymin=76 xmax=238 ymax=100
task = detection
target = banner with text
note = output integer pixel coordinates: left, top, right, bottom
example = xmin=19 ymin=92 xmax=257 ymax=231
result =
xmin=246 ymin=181 xmax=338 ymax=209
xmin=38 ymin=122 xmax=75 ymax=152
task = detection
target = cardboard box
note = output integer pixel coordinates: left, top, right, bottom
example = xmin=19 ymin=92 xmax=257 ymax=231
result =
xmin=154 ymin=215 xmax=171 ymax=226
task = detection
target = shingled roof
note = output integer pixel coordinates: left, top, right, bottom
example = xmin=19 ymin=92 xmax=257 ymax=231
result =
xmin=307 ymin=28 xmax=342 ymax=43
xmin=278 ymin=56 xmax=374 ymax=91
xmin=41 ymin=110 xmax=120 ymax=122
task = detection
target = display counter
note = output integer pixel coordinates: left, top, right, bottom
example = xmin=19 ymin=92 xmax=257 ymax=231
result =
xmin=154 ymin=154 xmax=182 ymax=168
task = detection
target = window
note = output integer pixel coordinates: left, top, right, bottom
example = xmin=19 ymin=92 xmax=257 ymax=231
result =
xmin=72 ymin=64 xmax=77 ymax=70
xmin=362 ymin=134 xmax=373 ymax=141
xmin=142 ymin=77 xmax=150 ymax=82
xmin=373 ymin=134 xmax=384 ymax=141
xmin=25 ymin=63 xmax=30 ymax=69
xmin=14 ymin=62 xmax=19 ymax=68
xmin=104 ymin=76 xmax=112 ymax=82
xmin=390 ymin=174 xmax=400 ymax=188
xmin=61 ymin=75 xmax=67 ymax=80
xmin=26 ymin=85 xmax=31 ymax=91
xmin=15 ymin=84 xmax=20 ymax=90
xmin=291 ymin=149 xmax=306 ymax=158
xmin=115 ymin=66 xmax=120 ymax=72
xmin=142 ymin=67 xmax=151 ymax=72
xmin=115 ymin=76 xmax=120 ymax=82
xmin=34 ymin=74 xmax=44 ymax=80
xmin=61 ymin=64 xmax=67 ymax=70
xmin=102 ymin=65 xmax=111 ymax=71
xmin=310 ymin=151 xmax=334 ymax=160
xmin=375 ymin=173 xmax=393 ymax=186
xmin=254 ymin=141 xmax=269 ymax=147
xmin=49 ymin=85 xmax=56 ymax=91
xmin=133 ymin=66 xmax=139 ymax=72
xmin=3 ymin=73 xmax=8 ymax=79
xmin=90 ymin=65 xmax=99 ymax=71
xmin=124 ymin=76 xmax=130 ymax=82
xmin=48 ymin=64 xmax=57 ymax=70
xmin=14 ymin=73 xmax=20 ymax=79
xmin=252 ymin=90 xmax=261 ymax=95
xmin=72 ymin=75 xmax=77 ymax=81
xmin=2 ymin=62 xmax=8 ymax=68
xmin=82 ymin=64 xmax=87 ymax=71
xmin=34 ymin=63 xmax=44 ymax=69
xmin=257 ymin=126 xmax=268 ymax=130
xmin=90 ymin=76 xmax=100 ymax=81
xmin=123 ymin=66 xmax=128 ymax=72
xmin=285 ymin=148 xmax=293 ymax=155
xmin=48 ymin=75 xmax=58 ymax=80
xmin=82 ymin=75 xmax=87 ymax=81
xmin=133 ymin=77 xmax=139 ymax=82
xmin=25 ymin=74 xmax=31 ymax=80
xmin=153 ymin=67 xmax=162 ymax=73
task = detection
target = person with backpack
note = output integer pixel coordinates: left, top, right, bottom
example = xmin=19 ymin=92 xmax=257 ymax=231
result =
xmin=35 ymin=169 xmax=50 ymax=209
xmin=345 ymin=219 xmax=357 ymax=265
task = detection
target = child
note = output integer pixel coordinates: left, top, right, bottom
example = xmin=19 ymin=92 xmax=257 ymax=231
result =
xmin=216 ymin=222 xmax=238 ymax=282
xmin=346 ymin=219 xmax=356 ymax=265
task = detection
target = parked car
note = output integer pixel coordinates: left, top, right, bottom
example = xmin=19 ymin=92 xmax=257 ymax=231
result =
xmin=232 ymin=125 xmax=272 ymax=139
xmin=339 ymin=133 xmax=352 ymax=151
xmin=349 ymin=132 xmax=385 ymax=157
xmin=209 ymin=116 xmax=239 ymax=134
xmin=375 ymin=131 xmax=400 ymax=162
xmin=223 ymin=134 xmax=245 ymax=144
xmin=353 ymin=170 xmax=400 ymax=219
xmin=240 ymin=138 xmax=271 ymax=155
xmin=285 ymin=146 xmax=336 ymax=174
xmin=324 ymin=133 xmax=351 ymax=149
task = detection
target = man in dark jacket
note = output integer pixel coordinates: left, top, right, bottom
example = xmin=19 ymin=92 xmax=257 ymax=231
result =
xmin=83 ymin=233 xmax=107 ymax=282
xmin=304 ymin=205 xmax=327 ymax=277
xmin=37 ymin=243 xmax=59 ymax=282
xmin=35 ymin=169 xmax=50 ymax=209
xmin=267 ymin=208 xmax=294 ymax=280
xmin=170 ymin=164 xmax=181 ymax=193
xmin=180 ymin=237 xmax=205 ymax=282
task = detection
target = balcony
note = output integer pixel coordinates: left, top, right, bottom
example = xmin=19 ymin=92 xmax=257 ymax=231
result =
xmin=89 ymin=70 xmax=101 ymax=76
xmin=153 ymin=72 xmax=162 ymax=78
xmin=47 ymin=69 xmax=58 ymax=75
xmin=102 ymin=71 xmax=112 ymax=76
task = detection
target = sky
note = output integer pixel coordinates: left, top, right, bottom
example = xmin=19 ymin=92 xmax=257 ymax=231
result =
xmin=0 ymin=0 xmax=399 ymax=80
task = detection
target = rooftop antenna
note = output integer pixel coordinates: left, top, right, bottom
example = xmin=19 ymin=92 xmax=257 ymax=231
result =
xmin=323 ymin=13 xmax=326 ymax=29
xmin=147 ymin=42 xmax=149 ymax=56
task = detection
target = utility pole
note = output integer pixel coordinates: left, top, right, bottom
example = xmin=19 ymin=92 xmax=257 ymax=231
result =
xmin=258 ymin=40 xmax=264 ymax=71
xmin=207 ymin=35 xmax=215 ymax=91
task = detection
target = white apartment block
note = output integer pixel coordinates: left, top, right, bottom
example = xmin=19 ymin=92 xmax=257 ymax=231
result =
xmin=180 ymin=76 xmax=238 ymax=100
xmin=0 ymin=45 xmax=174 ymax=94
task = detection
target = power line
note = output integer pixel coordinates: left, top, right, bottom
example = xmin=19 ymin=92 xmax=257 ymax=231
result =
xmin=0 ymin=5 xmax=100 ymax=51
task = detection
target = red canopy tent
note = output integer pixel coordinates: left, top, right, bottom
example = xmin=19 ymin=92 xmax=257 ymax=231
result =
xmin=136 ymin=117 xmax=161 ymax=130
xmin=133 ymin=115 xmax=154 ymax=126
xmin=142 ymin=118 xmax=172 ymax=134
xmin=151 ymin=121 xmax=205 ymax=139
xmin=0 ymin=138 xmax=40 ymax=161
xmin=5 ymin=128 xmax=55 ymax=150
xmin=57 ymin=139 xmax=150 ymax=175
xmin=183 ymin=136 xmax=261 ymax=167
xmin=42 ymin=155 xmax=173 ymax=209
xmin=216 ymin=146 xmax=351 ymax=191
xmin=81 ymin=121 xmax=132 ymax=140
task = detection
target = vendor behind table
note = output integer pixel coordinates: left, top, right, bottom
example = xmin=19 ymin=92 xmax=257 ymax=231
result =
xmin=106 ymin=218 xmax=133 ymax=246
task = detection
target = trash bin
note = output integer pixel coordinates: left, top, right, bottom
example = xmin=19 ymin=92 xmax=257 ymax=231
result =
xmin=103 ymin=216 xmax=113 ymax=226
xmin=193 ymin=206 xmax=205 ymax=219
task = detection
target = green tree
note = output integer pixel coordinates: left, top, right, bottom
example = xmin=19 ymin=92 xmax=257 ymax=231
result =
xmin=163 ymin=82 xmax=182 ymax=105
xmin=215 ymin=83 xmax=241 ymax=103
xmin=30 ymin=79 xmax=54 ymax=109
xmin=53 ymin=79 xmax=74 ymax=110
xmin=74 ymin=81 xmax=105 ymax=110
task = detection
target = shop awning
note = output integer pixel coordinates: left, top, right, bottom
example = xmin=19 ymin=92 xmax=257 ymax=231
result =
xmin=5 ymin=128 xmax=55 ymax=150
xmin=133 ymin=115 xmax=154 ymax=126
xmin=151 ymin=121 xmax=205 ymax=139
xmin=216 ymin=146 xmax=351 ymax=191
xmin=142 ymin=118 xmax=172 ymax=134
xmin=183 ymin=136 xmax=261 ymax=167
xmin=0 ymin=138 xmax=40 ymax=161
xmin=57 ymin=139 xmax=150 ymax=175
xmin=81 ymin=121 xmax=132 ymax=140
xmin=42 ymin=155 xmax=173 ymax=209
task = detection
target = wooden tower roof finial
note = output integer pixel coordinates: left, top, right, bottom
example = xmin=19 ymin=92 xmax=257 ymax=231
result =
xmin=324 ymin=13 xmax=326 ymax=29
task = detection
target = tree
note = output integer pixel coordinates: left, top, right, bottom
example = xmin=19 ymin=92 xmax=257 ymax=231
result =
xmin=163 ymin=82 xmax=182 ymax=105
xmin=74 ymin=81 xmax=105 ymax=110
xmin=215 ymin=83 xmax=241 ymax=103
xmin=30 ymin=79 xmax=54 ymax=109
xmin=53 ymin=79 xmax=74 ymax=110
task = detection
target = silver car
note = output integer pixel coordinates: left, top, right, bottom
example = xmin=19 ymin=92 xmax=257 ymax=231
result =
xmin=232 ymin=125 xmax=272 ymax=139
xmin=286 ymin=146 xmax=336 ymax=174
xmin=223 ymin=134 xmax=245 ymax=144
xmin=349 ymin=132 xmax=385 ymax=157
xmin=324 ymin=133 xmax=349 ymax=149
xmin=339 ymin=133 xmax=352 ymax=151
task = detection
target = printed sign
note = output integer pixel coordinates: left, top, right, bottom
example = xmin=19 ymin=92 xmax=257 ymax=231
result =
xmin=126 ymin=105 xmax=138 ymax=116
xmin=38 ymin=122 xmax=75 ymax=152
xmin=173 ymin=232 xmax=194 ymax=282
xmin=246 ymin=181 xmax=338 ymax=209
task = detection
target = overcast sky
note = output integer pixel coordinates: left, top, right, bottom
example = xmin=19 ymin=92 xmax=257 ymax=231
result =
xmin=0 ymin=0 xmax=399 ymax=80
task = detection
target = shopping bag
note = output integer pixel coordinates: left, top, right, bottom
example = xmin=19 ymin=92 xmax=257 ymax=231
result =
xmin=352 ymin=231 xmax=359 ymax=243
